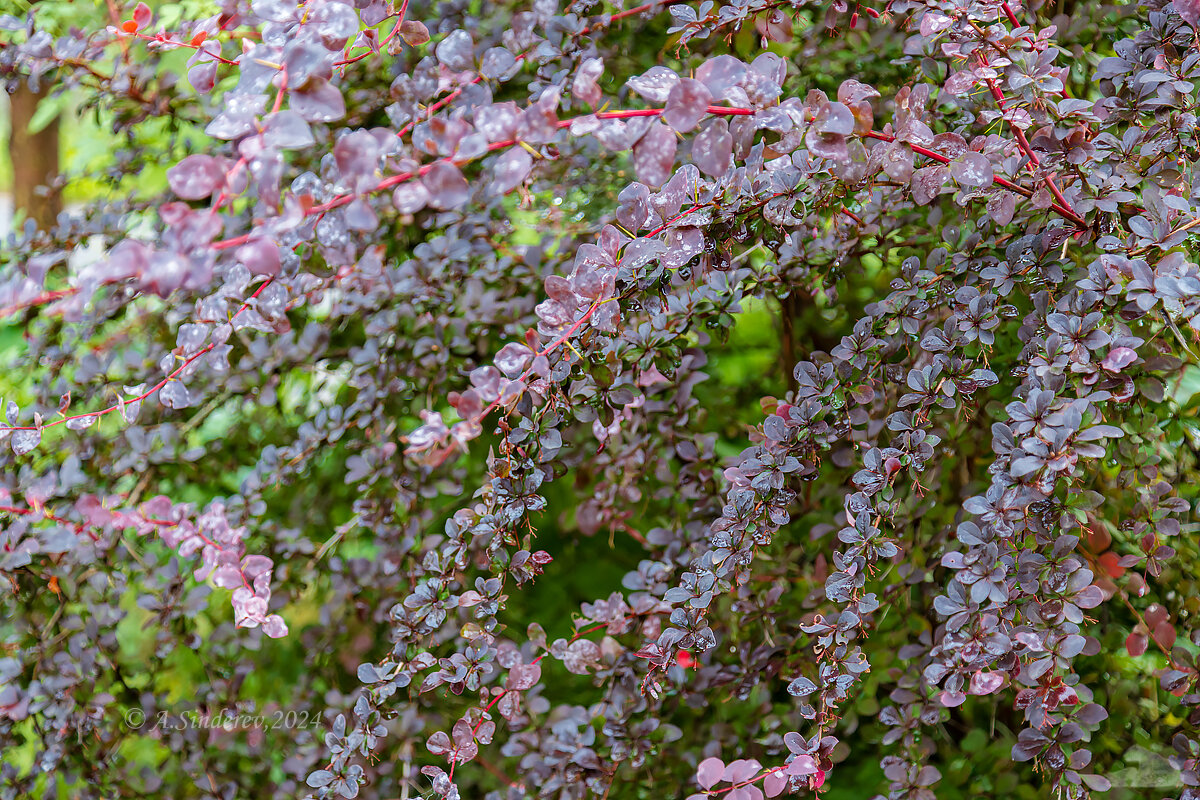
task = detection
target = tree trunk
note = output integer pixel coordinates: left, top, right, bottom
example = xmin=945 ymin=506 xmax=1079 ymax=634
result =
xmin=9 ymin=83 xmax=62 ymax=229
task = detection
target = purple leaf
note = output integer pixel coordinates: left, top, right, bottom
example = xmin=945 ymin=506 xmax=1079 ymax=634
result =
xmin=480 ymin=46 xmax=518 ymax=80
xmin=1175 ymin=0 xmax=1200 ymax=25
xmin=426 ymin=730 xmax=452 ymax=755
xmin=633 ymin=121 xmax=677 ymax=187
xmin=912 ymin=165 xmax=948 ymax=205
xmin=697 ymin=757 xmax=724 ymax=789
xmin=291 ymin=77 xmax=346 ymax=122
xmin=495 ymin=343 xmax=534 ymax=378
xmin=506 ymin=662 xmax=541 ymax=690
xmin=786 ymin=755 xmax=818 ymax=776
xmin=236 ymin=238 xmax=281 ymax=277
xmin=490 ymin=148 xmax=533 ymax=194
xmin=572 ymin=57 xmax=604 ymax=107
xmin=723 ymin=759 xmax=761 ymax=783
xmin=11 ymin=428 xmax=41 ymax=456
xmin=212 ymin=565 xmax=244 ymax=589
xmin=987 ymin=191 xmax=1016 ymax=225
xmin=1102 ymin=346 xmax=1138 ymax=372
xmin=241 ymin=555 xmax=273 ymax=580
xmin=814 ymin=101 xmax=855 ymax=136
xmin=881 ymin=142 xmax=914 ymax=182
xmin=663 ymin=78 xmax=712 ymax=133
xmin=517 ymin=89 xmax=560 ymax=144
xmin=969 ymin=671 xmax=1004 ymax=695
xmin=949 ymin=152 xmax=994 ymax=188
xmin=475 ymin=102 xmax=520 ymax=142
xmin=435 ymin=30 xmax=473 ymax=71
xmin=693 ymin=118 xmax=733 ymax=177
xmin=423 ymin=162 xmax=470 ymax=209
xmin=167 ymin=155 xmax=225 ymax=200
xmin=562 ymin=640 xmax=601 ymax=674
xmin=160 ymin=381 xmax=193 ymax=410
xmin=627 ymin=66 xmax=679 ymax=103
xmin=393 ymin=181 xmax=430 ymax=214
xmin=334 ymin=130 xmax=380 ymax=178
xmin=261 ymin=110 xmax=314 ymax=149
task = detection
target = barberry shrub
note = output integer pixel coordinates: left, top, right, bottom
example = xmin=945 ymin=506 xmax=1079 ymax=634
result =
xmin=2 ymin=0 xmax=1200 ymax=798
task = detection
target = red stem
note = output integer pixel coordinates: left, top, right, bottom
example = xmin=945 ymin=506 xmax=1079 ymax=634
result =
xmin=1000 ymin=1 xmax=1023 ymax=28
xmin=0 ymin=278 xmax=275 ymax=435
xmin=864 ymin=130 xmax=1085 ymax=228
xmin=0 ymin=504 xmax=99 ymax=542
xmin=129 ymin=30 xmax=239 ymax=65
xmin=333 ymin=0 xmax=410 ymax=67
xmin=213 ymin=105 xmax=752 ymax=250
xmin=0 ymin=288 xmax=78 ymax=318
xmin=426 ymin=199 xmax=713 ymax=467
xmin=976 ymin=52 xmax=1081 ymax=221
xmin=396 ymin=1 xmax=685 ymax=138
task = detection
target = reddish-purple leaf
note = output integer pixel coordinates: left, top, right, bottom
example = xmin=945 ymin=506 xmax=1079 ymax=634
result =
xmin=912 ymin=165 xmax=948 ymax=205
xmin=786 ymin=755 xmax=818 ymax=776
xmin=882 ymin=142 xmax=914 ymax=182
xmin=393 ymin=181 xmax=430 ymax=214
xmin=132 ymin=2 xmax=152 ymax=29
xmin=167 ymin=155 xmax=225 ymax=200
xmin=987 ymin=191 xmax=1016 ymax=225
xmin=572 ymin=58 xmax=604 ymax=107
xmin=490 ymin=148 xmax=533 ymax=194
xmin=236 ymin=238 xmax=281 ymax=277
xmin=426 ymin=730 xmax=452 ymax=755
xmin=697 ymin=757 xmax=724 ymax=789
xmin=1175 ymin=0 xmax=1200 ymax=25
xmin=627 ymin=66 xmax=679 ymax=102
xmin=1154 ymin=620 xmax=1177 ymax=648
xmin=1103 ymin=346 xmax=1138 ymax=372
xmin=423 ymin=162 xmax=470 ymax=209
xmin=693 ymin=118 xmax=733 ymax=177
xmin=969 ymin=671 xmax=1005 ymax=695
xmin=517 ymin=89 xmax=560 ymax=144
xmin=663 ymin=78 xmax=712 ymax=133
xmin=435 ymin=30 xmax=474 ymax=71
xmin=291 ymin=78 xmax=346 ymax=122
xmin=723 ymin=759 xmax=761 ymax=783
xmin=763 ymin=771 xmax=788 ymax=798
xmin=506 ymin=661 xmax=541 ymax=690
xmin=11 ymin=428 xmax=41 ymax=456
xmin=632 ymin=121 xmax=677 ymax=188
xmin=949 ymin=152 xmax=993 ymax=188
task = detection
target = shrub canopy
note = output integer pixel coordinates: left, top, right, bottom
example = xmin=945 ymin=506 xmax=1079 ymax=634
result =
xmin=2 ymin=0 xmax=1200 ymax=799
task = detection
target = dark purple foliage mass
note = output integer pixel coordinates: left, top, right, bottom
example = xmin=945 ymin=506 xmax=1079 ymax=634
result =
xmin=2 ymin=0 xmax=1200 ymax=798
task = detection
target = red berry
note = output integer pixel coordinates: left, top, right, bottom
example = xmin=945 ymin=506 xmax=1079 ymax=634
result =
xmin=190 ymin=31 xmax=207 ymax=46
xmin=1098 ymin=551 xmax=1124 ymax=578
xmin=120 ymin=20 xmax=138 ymax=33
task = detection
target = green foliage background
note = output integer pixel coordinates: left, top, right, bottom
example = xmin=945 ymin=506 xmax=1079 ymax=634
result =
xmin=3 ymin=1 xmax=1200 ymax=798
